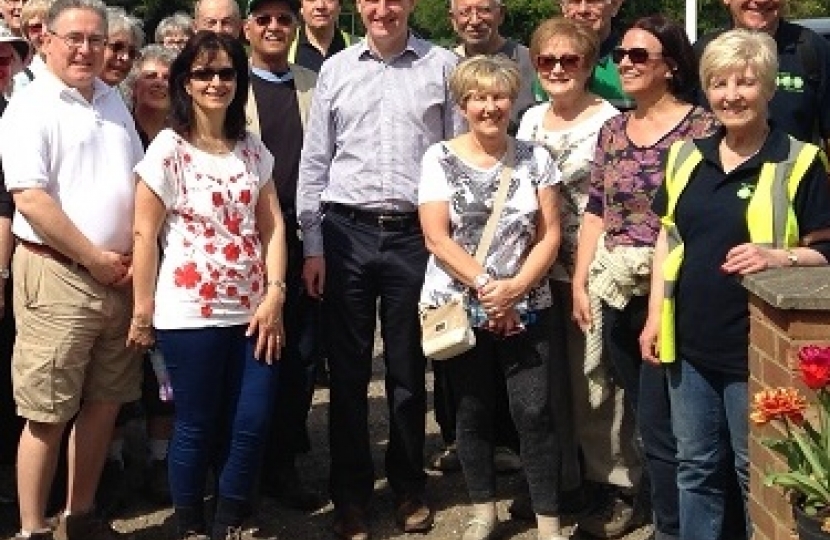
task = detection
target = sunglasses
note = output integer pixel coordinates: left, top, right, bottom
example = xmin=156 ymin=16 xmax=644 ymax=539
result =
xmin=252 ymin=13 xmax=295 ymax=27
xmin=26 ymin=22 xmax=44 ymax=33
xmin=190 ymin=67 xmax=237 ymax=82
xmin=611 ymin=47 xmax=663 ymax=64
xmin=535 ymin=53 xmax=582 ymax=72
xmin=107 ymin=41 xmax=140 ymax=60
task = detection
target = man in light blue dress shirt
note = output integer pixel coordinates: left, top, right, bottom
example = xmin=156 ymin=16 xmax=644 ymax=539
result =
xmin=297 ymin=0 xmax=464 ymax=537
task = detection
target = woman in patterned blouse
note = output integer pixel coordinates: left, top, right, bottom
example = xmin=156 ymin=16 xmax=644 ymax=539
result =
xmin=128 ymin=32 xmax=287 ymax=540
xmin=419 ymin=55 xmax=564 ymax=540
xmin=571 ymin=15 xmax=718 ymax=540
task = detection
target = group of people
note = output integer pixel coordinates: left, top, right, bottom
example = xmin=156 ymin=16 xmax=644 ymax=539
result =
xmin=0 ymin=2 xmax=829 ymax=540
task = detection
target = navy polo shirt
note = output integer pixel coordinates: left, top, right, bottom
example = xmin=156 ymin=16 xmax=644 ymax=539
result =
xmin=652 ymin=127 xmax=830 ymax=375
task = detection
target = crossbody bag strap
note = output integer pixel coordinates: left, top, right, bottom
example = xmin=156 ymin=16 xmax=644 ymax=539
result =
xmin=474 ymin=139 xmax=515 ymax=264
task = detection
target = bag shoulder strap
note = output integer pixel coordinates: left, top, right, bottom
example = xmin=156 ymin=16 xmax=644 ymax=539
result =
xmin=474 ymin=139 xmax=515 ymax=264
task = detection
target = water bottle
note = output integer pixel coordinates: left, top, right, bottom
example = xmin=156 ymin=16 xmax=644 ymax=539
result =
xmin=150 ymin=348 xmax=173 ymax=402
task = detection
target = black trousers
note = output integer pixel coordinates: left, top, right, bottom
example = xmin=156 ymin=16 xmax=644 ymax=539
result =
xmin=265 ymin=229 xmax=316 ymax=465
xmin=323 ymin=210 xmax=429 ymax=509
xmin=445 ymin=309 xmax=561 ymax=515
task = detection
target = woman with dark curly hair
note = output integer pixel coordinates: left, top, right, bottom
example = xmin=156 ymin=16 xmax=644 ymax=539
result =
xmin=571 ymin=16 xmax=718 ymax=540
xmin=128 ymin=31 xmax=287 ymax=540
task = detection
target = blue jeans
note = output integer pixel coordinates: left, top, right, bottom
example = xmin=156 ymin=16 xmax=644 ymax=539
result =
xmin=158 ymin=326 xmax=279 ymax=511
xmin=668 ymin=359 xmax=749 ymax=540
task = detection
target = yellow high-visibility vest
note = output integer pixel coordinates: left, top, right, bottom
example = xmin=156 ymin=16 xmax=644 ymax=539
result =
xmin=658 ymin=136 xmax=820 ymax=363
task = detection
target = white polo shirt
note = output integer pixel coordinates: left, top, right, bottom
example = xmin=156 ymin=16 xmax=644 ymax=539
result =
xmin=0 ymin=69 xmax=143 ymax=254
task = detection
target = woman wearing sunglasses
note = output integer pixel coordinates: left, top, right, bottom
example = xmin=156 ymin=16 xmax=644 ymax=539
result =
xmin=571 ymin=15 xmax=717 ymax=540
xmin=419 ymin=55 xmax=563 ymax=540
xmin=641 ymin=30 xmax=830 ymax=540
xmin=129 ymin=31 xmax=287 ymax=540
xmin=516 ymin=16 xmax=620 ymax=523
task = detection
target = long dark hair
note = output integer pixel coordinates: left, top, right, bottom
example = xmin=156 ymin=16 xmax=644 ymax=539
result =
xmin=630 ymin=15 xmax=698 ymax=102
xmin=169 ymin=31 xmax=249 ymax=141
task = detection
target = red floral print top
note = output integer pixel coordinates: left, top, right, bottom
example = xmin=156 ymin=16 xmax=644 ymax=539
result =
xmin=134 ymin=129 xmax=275 ymax=329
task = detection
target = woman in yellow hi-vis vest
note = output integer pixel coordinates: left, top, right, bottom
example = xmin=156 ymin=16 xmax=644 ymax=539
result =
xmin=640 ymin=30 xmax=830 ymax=540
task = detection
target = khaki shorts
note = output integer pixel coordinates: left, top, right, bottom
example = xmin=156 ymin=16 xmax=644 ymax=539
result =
xmin=11 ymin=246 xmax=141 ymax=423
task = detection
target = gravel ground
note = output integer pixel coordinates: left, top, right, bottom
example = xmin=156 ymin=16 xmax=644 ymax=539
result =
xmin=0 ymin=344 xmax=654 ymax=540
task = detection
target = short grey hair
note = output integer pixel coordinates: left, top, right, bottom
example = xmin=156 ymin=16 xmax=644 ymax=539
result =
xmin=46 ymin=0 xmax=108 ymax=32
xmin=155 ymin=12 xmax=195 ymax=43
xmin=700 ymin=28 xmax=778 ymax=99
xmin=106 ymin=6 xmax=145 ymax=47
xmin=122 ymin=44 xmax=177 ymax=110
xmin=193 ymin=0 xmax=241 ymax=20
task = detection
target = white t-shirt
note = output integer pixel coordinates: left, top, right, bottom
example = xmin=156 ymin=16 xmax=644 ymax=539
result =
xmin=134 ymin=128 xmax=275 ymax=329
xmin=418 ymin=139 xmax=560 ymax=315
xmin=517 ymin=100 xmax=619 ymax=281
xmin=0 ymin=70 xmax=143 ymax=253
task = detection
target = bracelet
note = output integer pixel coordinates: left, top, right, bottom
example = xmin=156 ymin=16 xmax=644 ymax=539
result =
xmin=265 ymin=279 xmax=286 ymax=292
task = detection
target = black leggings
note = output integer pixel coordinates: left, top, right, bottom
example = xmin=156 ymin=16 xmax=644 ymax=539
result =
xmin=445 ymin=309 xmax=561 ymax=515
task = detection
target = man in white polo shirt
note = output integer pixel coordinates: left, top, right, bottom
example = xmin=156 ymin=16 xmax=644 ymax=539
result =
xmin=0 ymin=1 xmax=143 ymax=539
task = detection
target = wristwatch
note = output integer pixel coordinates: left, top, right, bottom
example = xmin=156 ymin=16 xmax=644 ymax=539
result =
xmin=473 ymin=273 xmax=492 ymax=289
xmin=0 ymin=268 xmax=9 ymax=279
xmin=786 ymin=249 xmax=799 ymax=267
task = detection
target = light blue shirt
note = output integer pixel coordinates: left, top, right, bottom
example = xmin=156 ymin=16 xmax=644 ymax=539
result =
xmin=297 ymin=32 xmax=466 ymax=256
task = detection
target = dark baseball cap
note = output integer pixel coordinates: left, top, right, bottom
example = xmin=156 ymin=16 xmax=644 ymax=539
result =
xmin=247 ymin=0 xmax=300 ymax=17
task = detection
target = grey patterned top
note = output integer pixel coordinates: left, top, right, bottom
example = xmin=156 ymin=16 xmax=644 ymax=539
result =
xmin=418 ymin=138 xmax=560 ymax=315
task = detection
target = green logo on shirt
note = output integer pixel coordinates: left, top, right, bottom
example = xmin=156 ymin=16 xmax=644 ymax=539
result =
xmin=777 ymin=72 xmax=805 ymax=92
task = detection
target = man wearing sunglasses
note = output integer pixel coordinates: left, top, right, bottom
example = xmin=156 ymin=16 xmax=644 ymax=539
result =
xmin=694 ymin=0 xmax=830 ymax=153
xmin=297 ymin=0 xmax=465 ymax=537
xmin=532 ymin=0 xmax=633 ymax=111
xmin=242 ymin=0 xmax=325 ymax=515
xmin=449 ymin=0 xmax=534 ymax=131
xmin=0 ymin=0 xmax=144 ymax=539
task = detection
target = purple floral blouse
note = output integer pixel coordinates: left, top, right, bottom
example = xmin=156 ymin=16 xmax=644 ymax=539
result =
xmin=585 ymin=106 xmax=718 ymax=249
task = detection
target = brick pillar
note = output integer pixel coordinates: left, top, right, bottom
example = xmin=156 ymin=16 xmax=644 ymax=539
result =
xmin=745 ymin=268 xmax=830 ymax=540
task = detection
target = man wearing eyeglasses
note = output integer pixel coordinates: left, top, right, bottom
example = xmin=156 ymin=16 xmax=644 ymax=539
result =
xmin=0 ymin=0 xmax=143 ymax=539
xmin=290 ymin=0 xmax=355 ymax=73
xmin=297 ymin=0 xmax=464 ymax=536
xmin=242 ymin=0 xmax=324 ymax=514
xmin=532 ymin=0 xmax=633 ymax=111
xmin=449 ymin=0 xmax=534 ymax=132
xmin=194 ymin=0 xmax=243 ymax=38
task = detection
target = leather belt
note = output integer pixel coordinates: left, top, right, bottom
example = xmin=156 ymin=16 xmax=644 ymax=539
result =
xmin=18 ymin=239 xmax=87 ymax=272
xmin=327 ymin=203 xmax=419 ymax=232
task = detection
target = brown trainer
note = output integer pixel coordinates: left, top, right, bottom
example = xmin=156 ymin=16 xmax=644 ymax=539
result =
xmin=395 ymin=497 xmax=434 ymax=533
xmin=332 ymin=506 xmax=370 ymax=540
xmin=53 ymin=512 xmax=125 ymax=540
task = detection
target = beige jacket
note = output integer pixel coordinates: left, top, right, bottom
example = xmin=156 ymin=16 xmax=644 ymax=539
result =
xmin=245 ymin=63 xmax=317 ymax=135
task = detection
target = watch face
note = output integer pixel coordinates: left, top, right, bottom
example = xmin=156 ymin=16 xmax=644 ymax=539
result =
xmin=474 ymin=274 xmax=490 ymax=288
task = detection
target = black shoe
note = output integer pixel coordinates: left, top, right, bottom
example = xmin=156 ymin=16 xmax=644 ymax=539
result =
xmin=265 ymin=463 xmax=324 ymax=512
xmin=578 ymin=484 xmax=645 ymax=539
xmin=145 ymin=458 xmax=171 ymax=506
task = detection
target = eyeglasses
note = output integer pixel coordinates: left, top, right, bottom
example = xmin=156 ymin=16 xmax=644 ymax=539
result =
xmin=252 ymin=12 xmax=296 ymax=26
xmin=190 ymin=67 xmax=237 ymax=82
xmin=49 ymin=31 xmax=107 ymax=51
xmin=25 ymin=22 xmax=44 ymax=34
xmin=535 ymin=53 xmax=582 ymax=72
xmin=611 ymin=47 xmax=663 ymax=64
xmin=107 ymin=41 xmax=140 ymax=60
xmin=453 ymin=5 xmax=497 ymax=19
xmin=0 ymin=55 xmax=13 ymax=67
xmin=140 ymin=71 xmax=169 ymax=82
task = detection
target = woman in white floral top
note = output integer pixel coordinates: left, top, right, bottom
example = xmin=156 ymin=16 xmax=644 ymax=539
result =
xmin=419 ymin=56 xmax=564 ymax=540
xmin=128 ymin=31 xmax=287 ymax=540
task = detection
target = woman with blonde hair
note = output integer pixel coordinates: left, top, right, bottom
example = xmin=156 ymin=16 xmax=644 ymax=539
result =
xmin=419 ymin=55 xmax=564 ymax=540
xmin=641 ymin=29 xmax=830 ymax=540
